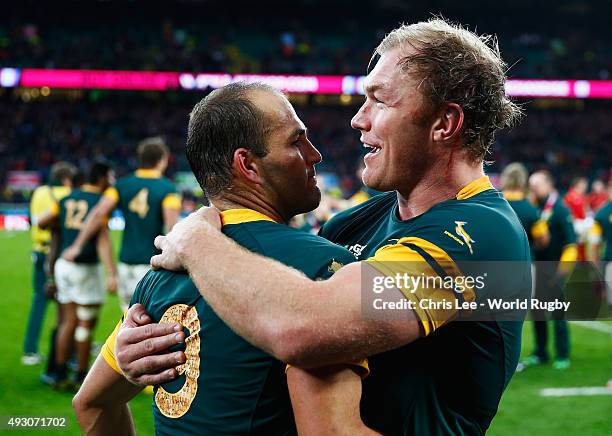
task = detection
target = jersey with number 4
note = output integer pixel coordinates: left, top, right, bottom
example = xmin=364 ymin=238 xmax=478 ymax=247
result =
xmin=58 ymin=187 xmax=102 ymax=264
xmin=105 ymin=170 xmax=178 ymax=265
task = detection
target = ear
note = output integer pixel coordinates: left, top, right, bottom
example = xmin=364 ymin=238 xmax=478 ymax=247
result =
xmin=432 ymin=103 xmax=464 ymax=144
xmin=232 ymin=148 xmax=263 ymax=184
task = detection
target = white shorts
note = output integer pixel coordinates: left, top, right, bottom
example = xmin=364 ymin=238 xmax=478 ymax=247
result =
xmin=55 ymin=258 xmax=106 ymax=305
xmin=118 ymin=263 xmax=150 ymax=311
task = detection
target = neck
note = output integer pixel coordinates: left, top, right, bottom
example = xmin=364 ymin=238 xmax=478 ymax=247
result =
xmin=396 ymin=159 xmax=485 ymax=220
xmin=212 ymin=192 xmax=288 ymax=224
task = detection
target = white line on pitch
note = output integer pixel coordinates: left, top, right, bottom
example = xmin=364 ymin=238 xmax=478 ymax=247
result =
xmin=540 ymin=387 xmax=612 ymax=397
xmin=570 ymin=321 xmax=612 ymax=334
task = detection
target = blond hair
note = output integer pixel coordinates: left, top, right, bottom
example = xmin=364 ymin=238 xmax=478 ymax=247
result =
xmin=501 ymin=162 xmax=528 ymax=191
xmin=376 ymin=18 xmax=522 ymax=161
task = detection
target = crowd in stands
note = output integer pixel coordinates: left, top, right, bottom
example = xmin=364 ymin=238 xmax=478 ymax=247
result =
xmin=2 ymin=2 xmax=612 ymax=79
xmin=0 ymin=95 xmax=610 ymax=203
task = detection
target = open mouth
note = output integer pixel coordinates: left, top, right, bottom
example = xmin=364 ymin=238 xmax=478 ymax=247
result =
xmin=363 ymin=143 xmax=382 ymax=156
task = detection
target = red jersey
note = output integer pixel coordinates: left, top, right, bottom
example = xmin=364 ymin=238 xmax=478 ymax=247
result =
xmin=564 ymin=188 xmax=587 ymax=219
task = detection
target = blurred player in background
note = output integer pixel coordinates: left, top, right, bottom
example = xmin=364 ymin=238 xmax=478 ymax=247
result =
xmin=501 ymin=162 xmax=550 ymax=257
xmin=22 ymin=161 xmax=76 ymax=366
xmin=73 ymin=83 xmax=369 ymax=435
xmin=63 ymin=137 xmax=180 ymax=311
xmin=39 ymin=161 xmax=117 ymax=388
xmin=564 ymin=177 xmax=589 ymax=260
xmin=588 ymin=179 xmax=608 ymax=213
xmin=520 ymin=170 xmax=577 ymax=371
xmin=589 ymin=178 xmax=612 ymax=306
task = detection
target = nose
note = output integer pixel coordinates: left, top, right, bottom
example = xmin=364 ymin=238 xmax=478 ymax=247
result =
xmin=304 ymin=138 xmax=322 ymax=166
xmin=351 ymin=101 xmax=370 ymax=132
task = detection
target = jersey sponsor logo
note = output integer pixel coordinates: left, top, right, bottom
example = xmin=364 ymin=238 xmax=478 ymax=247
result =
xmin=347 ymin=243 xmax=368 ymax=258
xmin=155 ymin=304 xmax=201 ymax=418
xmin=444 ymin=221 xmax=475 ymax=254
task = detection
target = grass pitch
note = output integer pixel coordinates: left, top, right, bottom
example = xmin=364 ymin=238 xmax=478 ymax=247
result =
xmin=0 ymin=230 xmax=610 ymax=435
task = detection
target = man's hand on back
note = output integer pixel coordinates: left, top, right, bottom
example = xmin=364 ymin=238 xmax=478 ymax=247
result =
xmin=62 ymin=244 xmax=82 ymax=262
xmin=115 ymin=304 xmax=187 ymax=386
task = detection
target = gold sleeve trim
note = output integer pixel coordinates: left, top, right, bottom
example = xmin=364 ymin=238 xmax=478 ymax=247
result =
xmin=560 ymin=244 xmax=578 ymax=263
xmin=366 ymin=237 xmax=473 ymax=336
xmin=590 ymin=222 xmax=603 ymax=237
xmin=162 ymin=193 xmax=182 ymax=210
xmin=103 ymin=187 xmax=120 ymax=203
xmin=531 ymin=219 xmax=550 ymax=239
xmin=101 ymin=320 xmax=123 ymax=375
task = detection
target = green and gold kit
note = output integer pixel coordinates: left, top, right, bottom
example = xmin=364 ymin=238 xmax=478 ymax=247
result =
xmin=533 ymin=194 xmax=576 ymax=262
xmin=320 ymin=176 xmax=531 ymax=435
xmin=503 ymin=192 xmax=549 ymax=259
xmin=53 ymin=185 xmax=103 ymax=264
xmin=593 ymin=200 xmax=612 ymax=261
xmin=103 ymin=169 xmax=180 ymax=265
xmin=102 ymin=209 xmax=356 ymax=436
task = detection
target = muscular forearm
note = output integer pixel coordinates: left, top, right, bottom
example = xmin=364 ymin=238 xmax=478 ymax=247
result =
xmin=73 ymin=197 xmax=116 ymax=249
xmin=73 ymin=356 xmax=140 ymax=435
xmin=288 ymin=366 xmax=380 ymax=436
xmin=75 ymin=210 xmax=106 ymax=249
xmin=178 ymin=224 xmax=417 ymax=366
xmin=74 ymin=403 xmax=135 ymax=436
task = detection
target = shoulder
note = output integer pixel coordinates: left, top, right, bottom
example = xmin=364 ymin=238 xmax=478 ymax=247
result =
xmin=554 ymin=199 xmax=572 ymax=217
xmin=60 ymin=191 xmax=76 ymax=203
xmin=595 ymin=202 xmax=611 ymax=222
xmin=334 ymin=191 xmax=395 ymax=222
xmin=30 ymin=185 xmax=49 ymax=202
xmin=321 ymin=191 xmax=395 ymax=239
xmin=114 ymin=175 xmax=133 ymax=188
xmin=409 ymin=190 xmax=529 ymax=261
xmin=85 ymin=190 xmax=102 ymax=202
xmin=160 ymin=176 xmax=176 ymax=189
xmin=227 ymin=221 xmax=355 ymax=279
xmin=51 ymin=186 xmax=71 ymax=200
xmin=133 ymin=269 xmax=195 ymax=309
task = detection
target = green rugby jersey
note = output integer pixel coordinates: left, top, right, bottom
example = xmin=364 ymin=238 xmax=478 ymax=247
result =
xmin=320 ymin=176 xmax=531 ymax=435
xmin=594 ymin=200 xmax=612 ymax=261
xmin=503 ymin=192 xmax=548 ymax=260
xmin=534 ymin=194 xmax=576 ymax=261
xmin=104 ymin=169 xmax=180 ymax=265
xmin=55 ymin=185 xmax=103 ymax=264
xmin=103 ymin=208 xmax=355 ymax=436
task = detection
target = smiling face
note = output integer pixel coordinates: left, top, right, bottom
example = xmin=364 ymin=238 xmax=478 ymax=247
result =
xmin=351 ymin=47 xmax=438 ymax=194
xmin=250 ymin=90 xmax=323 ymax=220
